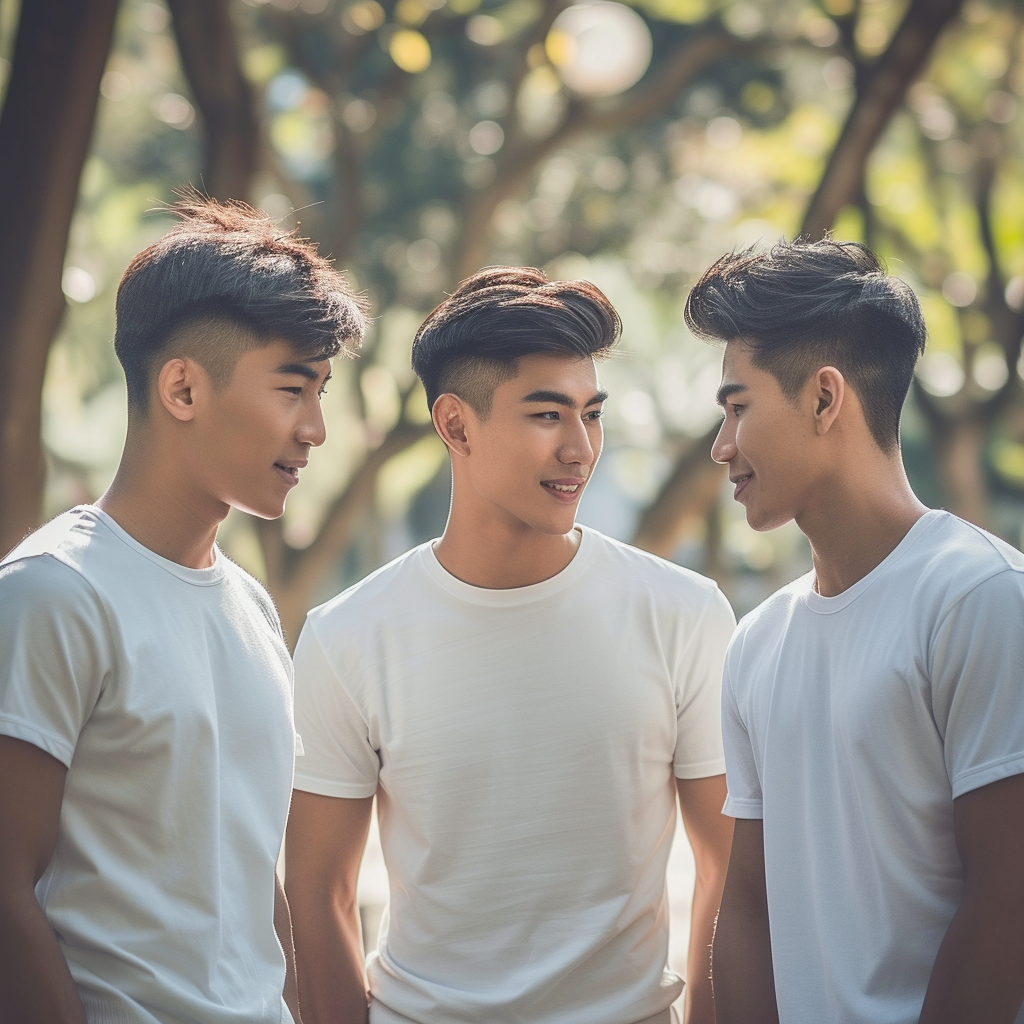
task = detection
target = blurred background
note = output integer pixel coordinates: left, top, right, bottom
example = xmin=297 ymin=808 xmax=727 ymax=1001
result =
xmin=3 ymin=0 xmax=1024 ymax=973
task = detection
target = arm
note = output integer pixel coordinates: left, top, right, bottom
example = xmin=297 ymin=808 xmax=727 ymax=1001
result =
xmin=711 ymin=818 xmax=778 ymax=1024
xmin=285 ymin=790 xmax=374 ymax=1024
xmin=918 ymin=773 xmax=1024 ymax=1024
xmin=275 ymin=870 xmax=302 ymax=1023
xmin=0 ymin=736 xmax=86 ymax=1024
xmin=675 ymin=774 xmax=734 ymax=1024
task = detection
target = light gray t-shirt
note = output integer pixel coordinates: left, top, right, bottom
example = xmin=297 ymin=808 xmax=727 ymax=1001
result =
xmin=294 ymin=526 xmax=735 ymax=1024
xmin=0 ymin=506 xmax=296 ymax=1024
xmin=723 ymin=509 xmax=1024 ymax=1024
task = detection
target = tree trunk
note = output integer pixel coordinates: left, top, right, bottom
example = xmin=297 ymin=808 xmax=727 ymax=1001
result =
xmin=932 ymin=417 xmax=990 ymax=528
xmin=167 ymin=0 xmax=259 ymax=201
xmin=631 ymin=424 xmax=725 ymax=557
xmin=0 ymin=0 xmax=120 ymax=556
xmin=800 ymin=0 xmax=964 ymax=238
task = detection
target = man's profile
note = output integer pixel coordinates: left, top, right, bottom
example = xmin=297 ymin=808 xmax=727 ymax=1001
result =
xmin=692 ymin=239 xmax=1024 ymax=1024
xmin=0 ymin=197 xmax=367 ymax=1024
xmin=284 ymin=266 xmax=736 ymax=1024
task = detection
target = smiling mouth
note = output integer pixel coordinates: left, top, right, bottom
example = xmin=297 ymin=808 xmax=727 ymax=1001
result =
xmin=274 ymin=463 xmax=301 ymax=486
xmin=541 ymin=479 xmax=585 ymax=501
xmin=732 ymin=472 xmax=753 ymax=498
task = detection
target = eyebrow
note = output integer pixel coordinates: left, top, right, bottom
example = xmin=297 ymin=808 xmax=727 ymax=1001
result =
xmin=716 ymin=382 xmax=747 ymax=407
xmin=521 ymin=389 xmax=609 ymax=408
xmin=275 ymin=362 xmax=328 ymax=382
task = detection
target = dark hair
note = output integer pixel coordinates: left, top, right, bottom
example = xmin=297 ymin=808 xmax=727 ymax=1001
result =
xmin=684 ymin=238 xmax=926 ymax=452
xmin=411 ymin=266 xmax=621 ymax=415
xmin=114 ymin=195 xmax=369 ymax=412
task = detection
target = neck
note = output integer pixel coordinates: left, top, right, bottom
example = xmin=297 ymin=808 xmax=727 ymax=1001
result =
xmin=433 ymin=497 xmax=581 ymax=590
xmin=798 ymin=449 xmax=928 ymax=597
xmin=95 ymin=427 xmax=228 ymax=569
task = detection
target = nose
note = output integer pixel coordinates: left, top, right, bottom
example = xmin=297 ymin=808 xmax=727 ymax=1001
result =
xmin=558 ymin=415 xmax=599 ymax=467
xmin=711 ymin=416 xmax=735 ymax=465
xmin=298 ymin=397 xmax=328 ymax=448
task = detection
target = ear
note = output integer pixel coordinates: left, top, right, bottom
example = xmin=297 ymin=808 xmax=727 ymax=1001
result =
xmin=431 ymin=393 xmax=472 ymax=457
xmin=811 ymin=366 xmax=846 ymax=436
xmin=155 ymin=357 xmax=202 ymax=423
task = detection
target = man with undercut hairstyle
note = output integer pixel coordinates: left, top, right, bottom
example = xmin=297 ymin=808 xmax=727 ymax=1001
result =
xmin=0 ymin=197 xmax=368 ymax=1024
xmin=692 ymin=239 xmax=1024 ymax=1024
xmin=285 ymin=267 xmax=736 ymax=1024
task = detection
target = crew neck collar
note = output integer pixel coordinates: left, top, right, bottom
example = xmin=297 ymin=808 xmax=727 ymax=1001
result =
xmin=419 ymin=525 xmax=593 ymax=606
xmin=79 ymin=505 xmax=226 ymax=587
xmin=801 ymin=508 xmax=943 ymax=614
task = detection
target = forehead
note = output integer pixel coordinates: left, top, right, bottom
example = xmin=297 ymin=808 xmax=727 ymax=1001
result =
xmin=238 ymin=337 xmax=331 ymax=374
xmin=501 ymin=352 xmax=600 ymax=394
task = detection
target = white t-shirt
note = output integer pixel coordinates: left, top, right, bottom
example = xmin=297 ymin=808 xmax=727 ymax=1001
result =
xmin=723 ymin=510 xmax=1024 ymax=1024
xmin=293 ymin=526 xmax=735 ymax=1024
xmin=0 ymin=506 xmax=297 ymax=1024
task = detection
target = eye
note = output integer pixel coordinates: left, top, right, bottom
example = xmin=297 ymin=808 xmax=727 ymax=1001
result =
xmin=586 ymin=408 xmax=603 ymax=421
xmin=535 ymin=410 xmax=560 ymax=420
xmin=281 ymin=386 xmax=303 ymax=396
xmin=729 ymin=403 xmax=744 ymax=417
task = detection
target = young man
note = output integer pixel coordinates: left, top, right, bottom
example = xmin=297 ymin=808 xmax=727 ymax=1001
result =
xmin=285 ymin=267 xmax=736 ymax=1024
xmin=0 ymin=198 xmax=367 ymax=1024
xmin=689 ymin=239 xmax=1024 ymax=1024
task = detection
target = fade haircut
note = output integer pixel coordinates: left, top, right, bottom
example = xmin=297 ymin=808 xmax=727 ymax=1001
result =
xmin=684 ymin=238 xmax=927 ymax=452
xmin=411 ymin=266 xmax=621 ymax=416
xmin=114 ymin=195 xmax=369 ymax=413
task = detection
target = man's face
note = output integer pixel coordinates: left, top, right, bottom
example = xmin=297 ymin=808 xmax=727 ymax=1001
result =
xmin=461 ymin=353 xmax=606 ymax=536
xmin=711 ymin=340 xmax=821 ymax=531
xmin=191 ymin=339 xmax=331 ymax=519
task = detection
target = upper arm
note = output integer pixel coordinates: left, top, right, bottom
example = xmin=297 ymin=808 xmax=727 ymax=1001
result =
xmin=0 ymin=737 xmax=67 ymax=891
xmin=676 ymin=775 xmax=733 ymax=877
xmin=953 ymin=772 xmax=1024 ymax=902
xmin=720 ymin=818 xmax=768 ymax=918
xmin=285 ymin=791 xmax=374 ymax=900
xmin=673 ymin=587 xmax=735 ymax=778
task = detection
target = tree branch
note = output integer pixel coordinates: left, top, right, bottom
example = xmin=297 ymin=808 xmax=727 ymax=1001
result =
xmin=167 ymin=0 xmax=259 ymax=200
xmin=800 ymin=0 xmax=964 ymax=238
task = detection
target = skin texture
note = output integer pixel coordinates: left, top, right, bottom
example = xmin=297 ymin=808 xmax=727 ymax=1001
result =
xmin=431 ymin=352 xmax=606 ymax=589
xmin=0 ymin=338 xmax=331 ymax=1024
xmin=285 ymin=793 xmax=374 ymax=1024
xmin=710 ymin=339 xmax=1024 ymax=1024
xmin=675 ymin=775 xmax=734 ymax=1024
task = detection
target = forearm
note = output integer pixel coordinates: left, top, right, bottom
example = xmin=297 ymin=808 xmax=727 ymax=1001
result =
xmin=289 ymin=886 xmax=368 ymax=1024
xmin=711 ymin=902 xmax=778 ymax=1024
xmin=275 ymin=873 xmax=302 ymax=1024
xmin=0 ymin=889 xmax=87 ymax=1024
xmin=918 ymin=890 xmax=1024 ymax=1024
xmin=683 ymin=873 xmax=725 ymax=1024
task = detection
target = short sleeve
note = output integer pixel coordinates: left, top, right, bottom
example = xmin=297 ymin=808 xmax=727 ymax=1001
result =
xmin=721 ymin=645 xmax=763 ymax=819
xmin=930 ymin=568 xmax=1024 ymax=799
xmin=673 ymin=585 xmax=736 ymax=779
xmin=0 ymin=556 xmax=111 ymax=767
xmin=292 ymin=617 xmax=380 ymax=798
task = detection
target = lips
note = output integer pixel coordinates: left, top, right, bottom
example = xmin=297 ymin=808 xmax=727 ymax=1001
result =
xmin=731 ymin=472 xmax=753 ymax=500
xmin=541 ymin=478 xmax=586 ymax=503
xmin=274 ymin=459 xmax=307 ymax=487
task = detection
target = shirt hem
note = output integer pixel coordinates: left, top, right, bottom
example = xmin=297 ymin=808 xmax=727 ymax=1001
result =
xmin=674 ymin=758 xmax=726 ymax=780
xmin=0 ymin=714 xmax=74 ymax=767
xmin=293 ymin=774 xmax=378 ymax=799
xmin=722 ymin=796 xmax=763 ymax=818
xmin=952 ymin=753 xmax=1024 ymax=799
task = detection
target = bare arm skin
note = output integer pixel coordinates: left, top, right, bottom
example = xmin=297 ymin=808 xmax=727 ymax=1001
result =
xmin=285 ymin=791 xmax=374 ymax=1024
xmin=918 ymin=773 xmax=1024 ymax=1024
xmin=275 ymin=870 xmax=302 ymax=1023
xmin=0 ymin=736 xmax=87 ymax=1024
xmin=711 ymin=818 xmax=779 ymax=1024
xmin=675 ymin=775 xmax=734 ymax=1024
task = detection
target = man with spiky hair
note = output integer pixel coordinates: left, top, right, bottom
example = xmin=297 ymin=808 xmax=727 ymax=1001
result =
xmin=286 ymin=267 xmax=736 ymax=1024
xmin=0 ymin=197 xmax=368 ymax=1024
xmin=690 ymin=238 xmax=1024 ymax=1024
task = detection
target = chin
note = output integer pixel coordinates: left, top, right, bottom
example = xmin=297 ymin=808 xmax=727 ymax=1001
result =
xmin=745 ymin=506 xmax=793 ymax=533
xmin=232 ymin=496 xmax=288 ymax=520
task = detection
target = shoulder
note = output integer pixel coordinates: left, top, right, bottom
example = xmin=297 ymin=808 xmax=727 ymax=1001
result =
xmin=219 ymin=555 xmax=285 ymax=637
xmin=908 ymin=511 xmax=1024 ymax=615
xmin=729 ymin=572 xmax=811 ymax=656
xmin=0 ymin=551 xmax=98 ymax=609
xmin=305 ymin=543 xmax=431 ymax=635
xmin=582 ymin=527 xmax=726 ymax=606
